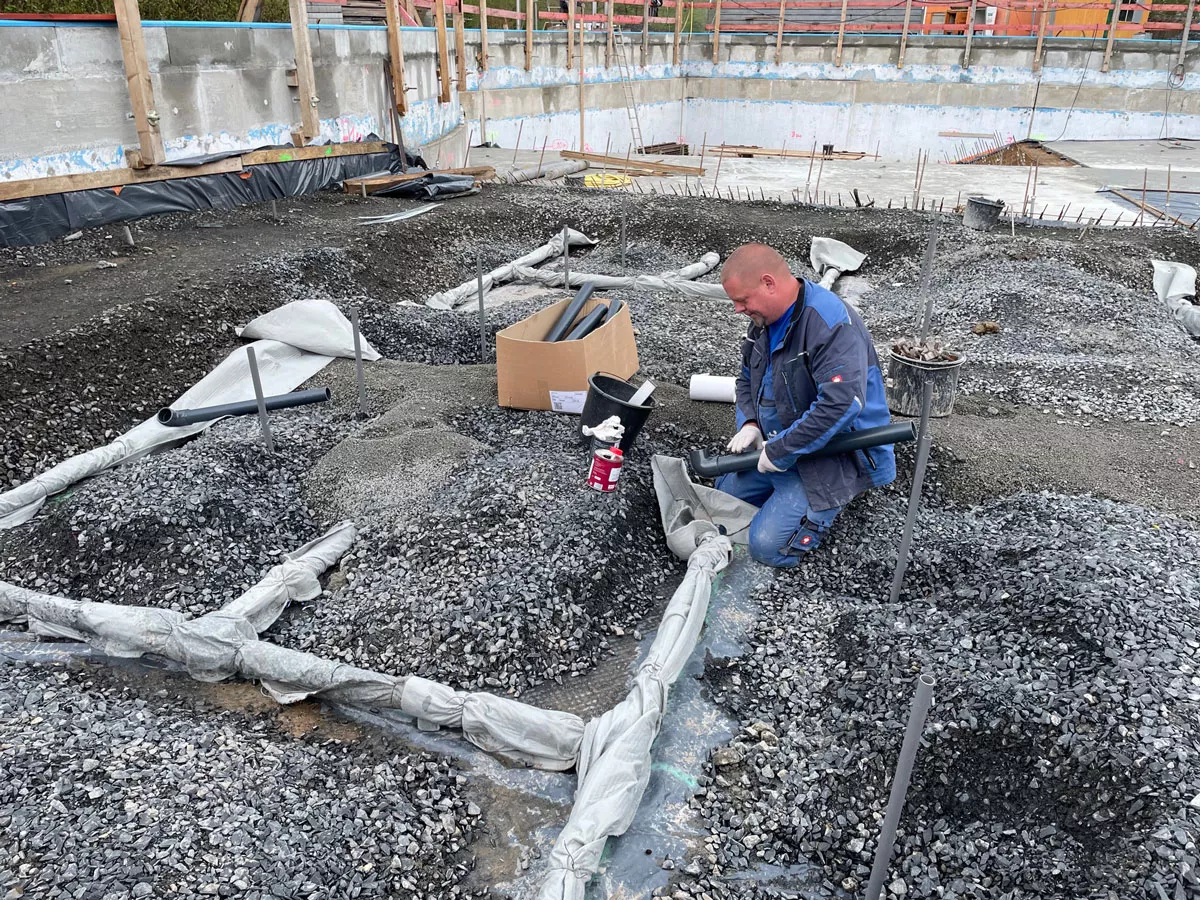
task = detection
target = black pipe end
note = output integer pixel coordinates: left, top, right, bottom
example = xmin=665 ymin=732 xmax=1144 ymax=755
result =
xmin=156 ymin=408 xmax=175 ymax=425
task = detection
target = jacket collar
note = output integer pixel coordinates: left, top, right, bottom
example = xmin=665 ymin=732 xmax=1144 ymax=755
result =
xmin=749 ymin=277 xmax=807 ymax=349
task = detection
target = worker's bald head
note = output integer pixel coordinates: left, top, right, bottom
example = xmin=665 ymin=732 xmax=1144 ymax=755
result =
xmin=721 ymin=243 xmax=799 ymax=328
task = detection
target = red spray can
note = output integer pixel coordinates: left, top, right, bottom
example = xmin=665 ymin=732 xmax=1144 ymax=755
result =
xmin=587 ymin=445 xmax=624 ymax=492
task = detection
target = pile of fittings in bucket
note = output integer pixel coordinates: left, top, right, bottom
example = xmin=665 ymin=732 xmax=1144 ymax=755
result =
xmin=2 ymin=191 xmax=1199 ymax=900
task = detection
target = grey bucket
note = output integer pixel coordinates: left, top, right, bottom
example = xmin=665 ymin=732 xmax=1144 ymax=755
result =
xmin=963 ymin=196 xmax=1005 ymax=231
xmin=886 ymin=350 xmax=967 ymax=418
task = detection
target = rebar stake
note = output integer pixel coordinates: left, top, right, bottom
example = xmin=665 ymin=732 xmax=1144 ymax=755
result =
xmin=888 ymin=380 xmax=933 ymax=605
xmin=562 ymin=225 xmax=570 ymax=289
xmin=619 ymin=211 xmax=627 ymax=271
xmin=351 ymin=307 xmax=368 ymax=418
xmin=864 ymin=673 xmax=937 ymax=900
xmin=245 ymin=346 xmax=275 ymax=455
xmin=916 ymin=218 xmax=940 ymax=342
xmin=477 ymin=249 xmax=488 ymax=360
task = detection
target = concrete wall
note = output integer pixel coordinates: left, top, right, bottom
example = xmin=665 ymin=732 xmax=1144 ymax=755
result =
xmin=0 ymin=21 xmax=458 ymax=181
xmin=2 ymin=20 xmax=1198 ymax=181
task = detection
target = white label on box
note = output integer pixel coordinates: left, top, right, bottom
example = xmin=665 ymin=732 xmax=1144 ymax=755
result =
xmin=549 ymin=390 xmax=588 ymax=414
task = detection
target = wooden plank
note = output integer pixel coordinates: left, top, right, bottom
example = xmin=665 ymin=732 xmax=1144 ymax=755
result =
xmin=962 ymin=0 xmax=979 ymax=68
xmin=113 ymin=0 xmax=165 ymax=167
xmin=1178 ymin=0 xmax=1196 ymax=70
xmin=568 ymin=0 xmax=576 ymax=68
xmin=478 ymin=0 xmax=490 ymax=70
xmin=1032 ymin=0 xmax=1048 ymax=73
xmin=287 ymin=0 xmax=321 ymax=143
xmin=525 ymin=0 xmax=534 ymax=70
xmin=774 ymin=0 xmax=787 ymax=65
xmin=713 ymin=145 xmax=865 ymax=159
xmin=1101 ymin=0 xmax=1122 ymax=71
xmin=344 ymin=165 xmax=496 ymax=194
xmin=712 ymin=0 xmax=722 ymax=61
xmin=435 ymin=0 xmax=452 ymax=103
xmin=561 ymin=150 xmax=705 ymax=175
xmin=0 ymin=157 xmax=244 ymax=203
xmin=642 ymin=0 xmax=650 ymax=65
xmin=452 ymin=2 xmax=468 ymax=91
xmin=1108 ymin=186 xmax=1193 ymax=228
xmin=897 ymin=0 xmax=913 ymax=66
xmin=238 ymin=0 xmax=265 ymax=22
xmin=384 ymin=0 xmax=409 ymax=116
xmin=607 ymin=0 xmax=615 ymax=66
xmin=674 ymin=0 xmax=683 ymax=65
xmin=241 ymin=141 xmax=390 ymax=165
xmin=834 ymin=0 xmax=849 ymax=65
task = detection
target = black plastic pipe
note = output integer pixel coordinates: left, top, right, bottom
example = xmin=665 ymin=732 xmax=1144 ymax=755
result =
xmin=601 ymin=298 xmax=624 ymax=323
xmin=564 ymin=305 xmax=607 ymax=341
xmin=688 ymin=421 xmax=916 ymax=477
xmin=157 ymin=388 xmax=332 ymax=428
xmin=545 ymin=282 xmax=597 ymax=342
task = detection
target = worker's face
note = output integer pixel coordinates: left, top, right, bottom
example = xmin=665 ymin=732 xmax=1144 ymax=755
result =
xmin=724 ymin=272 xmax=780 ymax=328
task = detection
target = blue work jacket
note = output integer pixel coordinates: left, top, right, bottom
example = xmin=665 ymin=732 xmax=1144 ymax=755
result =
xmin=735 ymin=277 xmax=897 ymax=511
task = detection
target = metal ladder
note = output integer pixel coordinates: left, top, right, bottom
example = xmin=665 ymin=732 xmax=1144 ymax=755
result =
xmin=612 ymin=27 xmax=645 ymax=154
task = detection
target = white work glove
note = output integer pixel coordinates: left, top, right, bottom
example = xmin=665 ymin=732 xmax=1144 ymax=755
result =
xmin=582 ymin=415 xmax=625 ymax=444
xmin=757 ymin=447 xmax=783 ymax=474
xmin=726 ymin=423 xmax=763 ymax=454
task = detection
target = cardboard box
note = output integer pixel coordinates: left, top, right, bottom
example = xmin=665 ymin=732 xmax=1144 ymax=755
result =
xmin=496 ymin=296 xmax=639 ymax=411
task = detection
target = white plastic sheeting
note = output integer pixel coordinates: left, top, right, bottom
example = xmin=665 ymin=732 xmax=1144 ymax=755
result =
xmin=537 ymin=455 xmax=753 ymax=900
xmin=1151 ymin=259 xmax=1200 ymax=338
xmin=499 ymin=253 xmax=726 ymax=305
xmin=424 ymin=229 xmax=599 ymax=309
xmin=0 ymin=523 xmax=585 ymax=771
xmin=0 ymin=299 xmax=377 ymax=529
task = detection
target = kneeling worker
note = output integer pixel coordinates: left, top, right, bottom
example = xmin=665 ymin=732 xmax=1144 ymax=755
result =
xmin=717 ymin=243 xmax=896 ymax=567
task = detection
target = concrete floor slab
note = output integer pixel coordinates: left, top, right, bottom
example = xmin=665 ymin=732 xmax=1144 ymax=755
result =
xmin=1045 ymin=138 xmax=1200 ymax=170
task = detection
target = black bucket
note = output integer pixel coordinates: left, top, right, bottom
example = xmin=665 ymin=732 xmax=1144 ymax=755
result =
xmin=579 ymin=372 xmax=656 ymax=454
xmin=886 ymin=349 xmax=967 ymax=418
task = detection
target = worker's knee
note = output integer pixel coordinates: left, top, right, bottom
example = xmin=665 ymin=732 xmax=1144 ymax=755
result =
xmin=747 ymin=513 xmax=828 ymax=568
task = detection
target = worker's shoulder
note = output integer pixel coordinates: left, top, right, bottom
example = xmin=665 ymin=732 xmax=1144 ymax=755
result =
xmin=799 ymin=278 xmax=853 ymax=330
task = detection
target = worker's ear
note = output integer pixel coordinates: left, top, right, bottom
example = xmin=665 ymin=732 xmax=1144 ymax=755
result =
xmin=761 ymin=272 xmax=776 ymax=292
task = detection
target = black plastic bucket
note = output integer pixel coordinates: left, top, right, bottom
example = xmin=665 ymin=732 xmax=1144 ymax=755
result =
xmin=963 ymin=196 xmax=1005 ymax=231
xmin=579 ymin=372 xmax=656 ymax=454
xmin=886 ymin=349 xmax=967 ymax=418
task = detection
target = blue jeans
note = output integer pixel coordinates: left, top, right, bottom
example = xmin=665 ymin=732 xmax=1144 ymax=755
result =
xmin=715 ymin=468 xmax=843 ymax=568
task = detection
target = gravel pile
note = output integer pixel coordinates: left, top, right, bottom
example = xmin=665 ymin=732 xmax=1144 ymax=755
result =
xmin=678 ymin=492 xmax=1200 ymax=899
xmin=860 ymin=243 xmax=1200 ymax=426
xmin=0 ymin=410 xmax=344 ymax=616
xmin=0 ymin=661 xmax=483 ymax=900
xmin=276 ymin=400 xmax=683 ymax=694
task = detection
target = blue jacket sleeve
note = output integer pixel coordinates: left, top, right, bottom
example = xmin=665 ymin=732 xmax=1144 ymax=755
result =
xmin=734 ymin=334 xmax=758 ymax=431
xmin=764 ymin=321 xmax=867 ymax=469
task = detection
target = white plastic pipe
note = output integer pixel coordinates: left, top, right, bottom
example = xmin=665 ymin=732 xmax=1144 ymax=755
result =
xmin=689 ymin=374 xmax=736 ymax=403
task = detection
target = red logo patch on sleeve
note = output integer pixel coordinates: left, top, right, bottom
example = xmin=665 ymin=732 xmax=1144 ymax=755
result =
xmin=831 ymin=374 xmax=843 ymax=383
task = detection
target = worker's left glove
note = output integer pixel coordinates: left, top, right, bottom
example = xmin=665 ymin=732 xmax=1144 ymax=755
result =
xmin=757 ymin=447 xmax=784 ymax=474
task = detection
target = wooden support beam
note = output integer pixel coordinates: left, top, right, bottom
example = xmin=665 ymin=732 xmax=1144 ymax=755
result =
xmin=607 ymin=0 xmax=616 ymax=66
xmin=0 ymin=158 xmax=242 ymax=202
xmin=579 ymin=18 xmax=586 ymax=152
xmin=897 ymin=0 xmax=913 ymax=66
xmin=287 ymin=0 xmax=321 ymax=144
xmin=1032 ymin=0 xmax=1048 ymax=73
xmin=674 ymin=0 xmax=684 ymax=65
xmin=479 ymin=0 xmax=490 ymax=69
xmin=113 ymin=0 xmax=164 ymax=167
xmin=435 ymin=0 xmax=452 ymax=102
xmin=962 ymin=0 xmax=979 ymax=68
xmin=561 ymin=149 xmax=704 ymax=175
xmin=1102 ymin=0 xmax=1122 ymax=71
xmin=712 ymin=0 xmax=723 ymax=61
xmin=642 ymin=0 xmax=650 ymax=65
xmin=384 ymin=0 xmax=409 ymax=116
xmin=344 ymin=165 xmax=496 ymax=195
xmin=238 ymin=0 xmax=264 ymax=22
xmin=1178 ymin=0 xmax=1196 ymax=71
xmin=834 ymin=0 xmax=849 ymax=65
xmin=453 ymin=1 xmax=467 ymax=91
xmin=568 ymin=0 xmax=576 ymax=68
xmin=526 ymin=0 xmax=535 ymax=70
xmin=774 ymin=0 xmax=787 ymax=65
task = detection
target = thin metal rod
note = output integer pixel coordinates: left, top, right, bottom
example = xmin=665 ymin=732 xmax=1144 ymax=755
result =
xmin=477 ymin=250 xmax=488 ymax=360
xmin=916 ymin=219 xmax=939 ymax=342
xmin=513 ymin=120 xmax=524 ymax=166
xmin=619 ymin=211 xmax=627 ymax=270
xmin=864 ymin=673 xmax=937 ymax=900
xmin=351 ymin=307 xmax=367 ymax=417
xmin=888 ymin=380 xmax=933 ymax=605
xmin=561 ymin=225 xmax=572 ymax=288
xmin=245 ymin=346 xmax=275 ymax=455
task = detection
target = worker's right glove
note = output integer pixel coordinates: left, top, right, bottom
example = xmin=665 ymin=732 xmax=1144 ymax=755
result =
xmin=726 ymin=423 xmax=763 ymax=454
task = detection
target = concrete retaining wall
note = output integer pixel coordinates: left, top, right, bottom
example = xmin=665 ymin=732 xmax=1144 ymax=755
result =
xmin=2 ymin=20 xmax=1198 ymax=181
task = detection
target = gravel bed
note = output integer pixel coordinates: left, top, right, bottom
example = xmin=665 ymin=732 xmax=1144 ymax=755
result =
xmin=677 ymin=492 xmax=1200 ymax=900
xmin=0 ymin=410 xmax=345 ymax=615
xmin=0 ymin=661 xmax=482 ymax=900
xmin=860 ymin=242 xmax=1200 ymax=426
xmin=275 ymin=402 xmax=692 ymax=695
